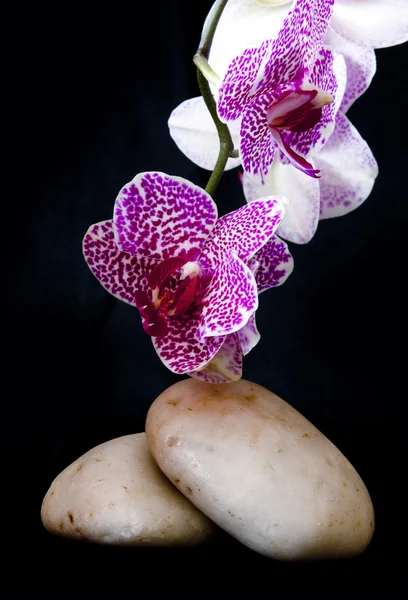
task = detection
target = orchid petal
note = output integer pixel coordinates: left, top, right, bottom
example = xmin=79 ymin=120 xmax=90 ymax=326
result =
xmin=288 ymin=50 xmax=347 ymax=159
xmin=82 ymin=220 xmax=155 ymax=307
xmin=168 ymin=97 xmax=241 ymax=171
xmin=202 ymin=197 xmax=285 ymax=266
xmin=257 ymin=0 xmax=335 ymax=90
xmin=330 ymin=0 xmax=408 ymax=49
xmin=325 ymin=27 xmax=376 ymax=113
xmin=152 ymin=311 xmax=225 ymax=374
xmin=316 ymin=113 xmax=378 ymax=219
xmin=254 ymin=0 xmax=292 ymax=5
xmin=113 ymin=172 xmax=217 ymax=262
xmin=253 ymin=234 xmax=294 ymax=292
xmin=240 ymin=89 xmax=279 ymax=177
xmin=188 ymin=334 xmax=243 ymax=383
xmin=218 ymin=40 xmax=272 ymax=122
xmin=237 ymin=313 xmax=261 ymax=356
xmin=199 ymin=252 xmax=258 ymax=339
xmin=243 ymin=161 xmax=320 ymax=244
xmin=208 ymin=0 xmax=289 ymax=79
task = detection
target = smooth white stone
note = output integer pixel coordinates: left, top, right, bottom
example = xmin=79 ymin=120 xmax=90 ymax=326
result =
xmin=41 ymin=433 xmax=215 ymax=546
xmin=146 ymin=379 xmax=374 ymax=560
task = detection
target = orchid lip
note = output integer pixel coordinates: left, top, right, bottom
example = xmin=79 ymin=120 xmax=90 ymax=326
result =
xmin=263 ymin=84 xmax=333 ymax=178
xmin=139 ymin=257 xmax=202 ymax=337
xmin=267 ymin=85 xmax=333 ymax=133
xmin=270 ymin=128 xmax=320 ymax=179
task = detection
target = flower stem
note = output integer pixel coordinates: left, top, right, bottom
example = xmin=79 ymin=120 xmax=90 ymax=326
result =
xmin=194 ymin=0 xmax=236 ymax=198
xmin=197 ymin=0 xmax=229 ymax=59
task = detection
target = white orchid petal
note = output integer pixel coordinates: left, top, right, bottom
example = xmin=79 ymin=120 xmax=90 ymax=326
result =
xmin=243 ymin=158 xmax=320 ymax=244
xmin=331 ymin=0 xmax=408 ymax=49
xmin=168 ymin=97 xmax=241 ymax=171
xmin=317 ymin=113 xmax=378 ymax=219
xmin=254 ymin=0 xmax=292 ymax=6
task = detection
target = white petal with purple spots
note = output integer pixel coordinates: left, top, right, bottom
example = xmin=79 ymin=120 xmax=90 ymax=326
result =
xmin=217 ymin=40 xmax=272 ymax=122
xmin=198 ymin=252 xmax=258 ymax=339
xmin=83 ymin=220 xmax=155 ymax=307
xmin=317 ymin=113 xmax=378 ymax=219
xmin=240 ymin=89 xmax=281 ymax=176
xmin=255 ymin=0 xmax=335 ymax=91
xmin=114 ymin=172 xmax=218 ymax=262
xmin=153 ymin=311 xmax=225 ymax=375
xmin=253 ymin=235 xmax=294 ymax=291
xmin=188 ymin=334 xmax=243 ymax=383
xmin=202 ymin=197 xmax=285 ymax=267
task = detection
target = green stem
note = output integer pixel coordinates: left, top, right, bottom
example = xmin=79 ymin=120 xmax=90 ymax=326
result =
xmin=198 ymin=0 xmax=229 ymax=59
xmin=194 ymin=0 xmax=236 ymax=198
xmin=196 ymin=68 xmax=234 ymax=198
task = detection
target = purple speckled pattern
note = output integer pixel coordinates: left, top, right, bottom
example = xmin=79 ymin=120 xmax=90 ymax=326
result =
xmin=317 ymin=113 xmax=378 ymax=219
xmin=216 ymin=40 xmax=272 ymax=122
xmin=83 ymin=173 xmax=288 ymax=376
xmin=240 ymin=89 xmax=282 ymax=180
xmin=152 ymin=311 xmax=225 ymax=374
xmin=256 ymin=0 xmax=335 ymax=90
xmin=218 ymin=0 xmax=338 ymax=178
xmin=114 ymin=172 xmax=217 ymax=262
xmin=201 ymin=198 xmax=284 ymax=265
xmin=196 ymin=198 xmax=284 ymax=338
xmin=254 ymin=235 xmax=294 ymax=292
xmin=198 ymin=251 xmax=258 ymax=340
xmin=188 ymin=334 xmax=243 ymax=384
xmin=82 ymin=220 xmax=154 ymax=307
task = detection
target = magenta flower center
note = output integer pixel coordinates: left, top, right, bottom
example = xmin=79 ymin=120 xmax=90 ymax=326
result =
xmin=266 ymin=86 xmax=333 ymax=178
xmin=135 ymin=257 xmax=201 ymax=337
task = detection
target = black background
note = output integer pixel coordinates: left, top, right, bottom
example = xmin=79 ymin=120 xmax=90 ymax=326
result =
xmin=4 ymin=1 xmax=407 ymax=596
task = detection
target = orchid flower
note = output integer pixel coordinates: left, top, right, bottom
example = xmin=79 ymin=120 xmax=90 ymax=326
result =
xmin=83 ymin=172 xmax=293 ymax=382
xmin=217 ymin=0 xmax=344 ymax=181
xmin=243 ymin=25 xmax=379 ymax=242
xmin=169 ymin=0 xmax=383 ymax=243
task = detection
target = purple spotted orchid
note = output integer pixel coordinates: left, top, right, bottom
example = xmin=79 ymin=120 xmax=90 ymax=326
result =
xmin=168 ymin=0 xmax=394 ymax=243
xmin=217 ymin=0 xmax=343 ymax=180
xmin=83 ymin=172 xmax=293 ymax=382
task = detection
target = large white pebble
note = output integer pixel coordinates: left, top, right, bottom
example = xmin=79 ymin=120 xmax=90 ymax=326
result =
xmin=41 ymin=433 xmax=215 ymax=546
xmin=146 ymin=379 xmax=374 ymax=560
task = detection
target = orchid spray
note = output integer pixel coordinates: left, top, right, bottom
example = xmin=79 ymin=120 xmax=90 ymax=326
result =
xmin=83 ymin=0 xmax=408 ymax=381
